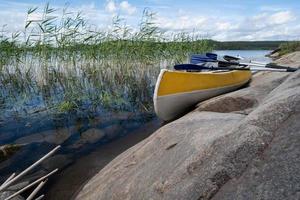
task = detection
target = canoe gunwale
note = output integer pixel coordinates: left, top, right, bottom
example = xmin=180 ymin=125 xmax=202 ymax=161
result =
xmin=155 ymin=78 xmax=250 ymax=98
xmin=153 ymin=69 xmax=252 ymax=121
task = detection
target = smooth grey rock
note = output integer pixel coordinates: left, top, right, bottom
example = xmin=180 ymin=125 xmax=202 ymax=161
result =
xmin=196 ymin=71 xmax=289 ymax=114
xmin=275 ymin=51 xmax=300 ymax=67
xmin=76 ymin=111 xmax=246 ymax=200
xmin=76 ymin=63 xmax=300 ymax=199
xmin=212 ymin=113 xmax=300 ymax=200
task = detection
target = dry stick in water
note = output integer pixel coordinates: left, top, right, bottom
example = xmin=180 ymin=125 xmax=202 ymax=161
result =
xmin=0 ymin=145 xmax=61 ymax=192
xmin=0 ymin=173 xmax=16 ymax=187
xmin=26 ymin=180 xmax=47 ymax=200
xmin=34 ymin=195 xmax=44 ymax=200
xmin=4 ymin=169 xmax=58 ymax=200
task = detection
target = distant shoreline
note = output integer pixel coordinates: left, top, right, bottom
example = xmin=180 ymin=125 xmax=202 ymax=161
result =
xmin=211 ymin=40 xmax=286 ymax=50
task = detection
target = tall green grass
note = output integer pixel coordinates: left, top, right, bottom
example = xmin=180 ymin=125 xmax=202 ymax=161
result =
xmin=278 ymin=41 xmax=300 ymax=56
xmin=0 ymin=3 xmax=212 ymax=119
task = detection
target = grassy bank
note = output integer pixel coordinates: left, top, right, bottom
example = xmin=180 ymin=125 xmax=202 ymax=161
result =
xmin=278 ymin=41 xmax=300 ymax=56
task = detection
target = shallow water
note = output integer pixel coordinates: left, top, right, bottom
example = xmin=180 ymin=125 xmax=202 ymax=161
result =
xmin=0 ymin=50 xmax=271 ymax=199
xmin=0 ymin=54 xmax=165 ymax=198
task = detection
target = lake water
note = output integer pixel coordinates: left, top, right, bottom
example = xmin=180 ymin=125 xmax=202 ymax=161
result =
xmin=0 ymin=50 xmax=272 ymax=199
xmin=214 ymin=50 xmax=272 ymax=63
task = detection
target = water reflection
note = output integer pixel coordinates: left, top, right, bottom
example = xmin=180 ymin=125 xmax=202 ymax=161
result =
xmin=0 ymin=53 xmax=169 ymax=186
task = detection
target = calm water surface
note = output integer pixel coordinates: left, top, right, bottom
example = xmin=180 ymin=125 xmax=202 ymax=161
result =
xmin=214 ymin=50 xmax=272 ymax=62
xmin=0 ymin=50 xmax=271 ymax=199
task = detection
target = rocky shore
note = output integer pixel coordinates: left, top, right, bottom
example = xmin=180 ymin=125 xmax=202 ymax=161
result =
xmin=76 ymin=52 xmax=300 ymax=200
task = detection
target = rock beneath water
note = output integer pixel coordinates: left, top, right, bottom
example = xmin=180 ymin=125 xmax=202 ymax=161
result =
xmin=71 ymin=128 xmax=105 ymax=149
xmin=0 ymin=144 xmax=24 ymax=163
xmin=7 ymin=181 xmax=29 ymax=191
xmin=21 ymin=169 xmax=48 ymax=183
xmin=76 ymin=68 xmax=300 ymax=199
xmin=41 ymin=154 xmax=73 ymax=171
xmin=80 ymin=128 xmax=106 ymax=143
xmin=14 ymin=127 xmax=72 ymax=145
xmin=102 ymin=124 xmax=122 ymax=140
xmin=0 ymin=191 xmax=24 ymax=200
xmin=89 ymin=112 xmax=134 ymax=126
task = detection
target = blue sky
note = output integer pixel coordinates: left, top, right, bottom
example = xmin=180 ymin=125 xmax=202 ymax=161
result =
xmin=0 ymin=0 xmax=299 ymax=41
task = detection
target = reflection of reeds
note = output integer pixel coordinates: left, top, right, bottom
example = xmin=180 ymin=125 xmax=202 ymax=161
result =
xmin=0 ymin=3 xmax=212 ymax=118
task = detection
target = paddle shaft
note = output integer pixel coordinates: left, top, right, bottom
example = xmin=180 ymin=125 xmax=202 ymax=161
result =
xmin=211 ymin=60 xmax=298 ymax=71
xmin=223 ymin=54 xmax=297 ymax=70
xmin=190 ymin=54 xmax=298 ymax=71
xmin=174 ymin=64 xmax=297 ymax=72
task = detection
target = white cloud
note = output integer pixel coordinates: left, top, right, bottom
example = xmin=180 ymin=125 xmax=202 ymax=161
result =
xmin=120 ymin=1 xmax=136 ymax=15
xmin=223 ymin=11 xmax=297 ymax=40
xmin=27 ymin=12 xmax=43 ymax=21
xmin=259 ymin=5 xmax=283 ymax=12
xmin=155 ymin=14 xmax=207 ymax=31
xmin=105 ymin=0 xmax=117 ymax=13
xmin=0 ymin=1 xmax=113 ymax=35
xmin=154 ymin=9 xmax=299 ymax=41
xmin=105 ymin=0 xmax=136 ymax=15
xmin=0 ymin=10 xmax=26 ymax=34
xmin=0 ymin=1 xmax=299 ymax=41
xmin=215 ymin=22 xmax=234 ymax=31
xmin=269 ymin=11 xmax=295 ymax=25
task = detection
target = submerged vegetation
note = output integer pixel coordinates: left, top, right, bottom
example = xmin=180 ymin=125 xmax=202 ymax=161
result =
xmin=0 ymin=3 xmax=211 ymax=121
xmin=0 ymin=144 xmax=23 ymax=162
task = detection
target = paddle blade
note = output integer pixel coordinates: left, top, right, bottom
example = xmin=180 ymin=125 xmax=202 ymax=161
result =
xmin=190 ymin=53 xmax=217 ymax=64
xmin=266 ymin=63 xmax=298 ymax=71
xmin=218 ymin=60 xmax=246 ymax=67
xmin=174 ymin=64 xmax=210 ymax=71
xmin=206 ymin=53 xmax=218 ymax=60
xmin=223 ymin=55 xmax=240 ymax=61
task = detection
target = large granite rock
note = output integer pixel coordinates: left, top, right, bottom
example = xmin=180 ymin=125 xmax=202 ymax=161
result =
xmin=76 ymin=68 xmax=300 ymax=199
xmin=275 ymin=51 xmax=300 ymax=67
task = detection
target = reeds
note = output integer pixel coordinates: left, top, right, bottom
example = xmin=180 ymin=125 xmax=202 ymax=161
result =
xmin=0 ymin=3 xmax=212 ymax=119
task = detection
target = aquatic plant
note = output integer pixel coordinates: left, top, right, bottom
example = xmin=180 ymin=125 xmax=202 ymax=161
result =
xmin=57 ymin=101 xmax=78 ymax=112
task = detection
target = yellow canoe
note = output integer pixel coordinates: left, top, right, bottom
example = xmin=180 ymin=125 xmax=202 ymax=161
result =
xmin=153 ymin=69 xmax=252 ymax=121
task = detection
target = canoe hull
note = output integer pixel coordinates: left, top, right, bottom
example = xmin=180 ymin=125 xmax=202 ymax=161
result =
xmin=153 ymin=69 xmax=251 ymax=121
